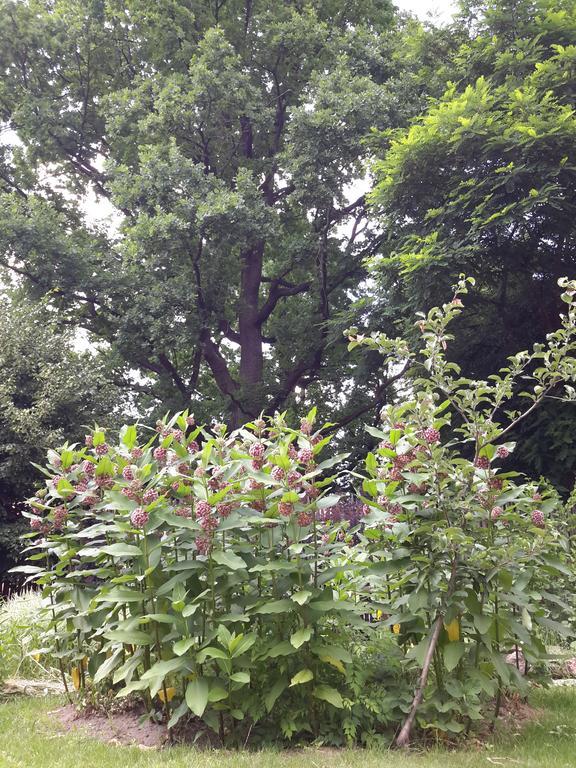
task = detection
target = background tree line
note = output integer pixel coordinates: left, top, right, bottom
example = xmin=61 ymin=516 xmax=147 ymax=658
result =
xmin=0 ymin=0 xmax=574 ymax=581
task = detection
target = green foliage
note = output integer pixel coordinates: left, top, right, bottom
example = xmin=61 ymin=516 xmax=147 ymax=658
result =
xmin=18 ymin=409 xmax=407 ymax=744
xmin=367 ymin=0 xmax=576 ymax=489
xmin=0 ymin=0 xmax=445 ymax=430
xmin=0 ymin=295 xmax=124 ymax=583
xmin=348 ymin=276 xmax=576 ymax=743
xmin=17 ymin=279 xmax=576 ymax=746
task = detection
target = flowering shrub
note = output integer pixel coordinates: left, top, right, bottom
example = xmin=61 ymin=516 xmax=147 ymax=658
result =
xmin=20 ymin=409 xmax=410 ymax=743
xmin=348 ymin=277 xmax=576 ymax=745
xmin=18 ymin=278 xmax=576 ymax=746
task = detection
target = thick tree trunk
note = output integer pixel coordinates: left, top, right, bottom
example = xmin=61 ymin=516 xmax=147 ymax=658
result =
xmin=238 ymin=240 xmax=265 ymax=417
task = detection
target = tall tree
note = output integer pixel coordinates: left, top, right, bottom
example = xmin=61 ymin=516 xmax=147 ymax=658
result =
xmin=0 ymin=0 xmax=448 ymax=428
xmin=367 ymin=0 xmax=576 ymax=488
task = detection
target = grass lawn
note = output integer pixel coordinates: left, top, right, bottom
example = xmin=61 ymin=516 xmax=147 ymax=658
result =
xmin=0 ymin=687 xmax=575 ymax=768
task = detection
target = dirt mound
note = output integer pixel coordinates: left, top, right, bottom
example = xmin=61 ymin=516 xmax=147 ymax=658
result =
xmin=53 ymin=704 xmax=167 ymax=749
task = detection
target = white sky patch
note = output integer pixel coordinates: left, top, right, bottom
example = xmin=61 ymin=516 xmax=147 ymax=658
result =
xmin=395 ymin=0 xmax=457 ymax=24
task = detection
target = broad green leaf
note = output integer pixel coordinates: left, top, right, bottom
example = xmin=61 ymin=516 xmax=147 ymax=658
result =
xmin=141 ymin=657 xmax=186 ymax=680
xmin=473 ymin=614 xmax=493 ymax=635
xmin=92 ymin=648 xmax=123 ymax=684
xmin=143 ymin=613 xmax=175 ymax=625
xmin=289 ymin=669 xmax=314 ymax=687
xmin=252 ymin=599 xmax=294 ymax=615
xmin=535 ymin=617 xmax=571 ymax=637
xmin=443 ymin=642 xmax=466 ymax=672
xmin=103 ymin=629 xmax=154 ymax=645
xmin=308 ymin=600 xmax=356 ymax=612
xmin=290 ymin=627 xmax=312 ymax=649
xmin=208 ymin=685 xmax=228 ymax=703
xmin=310 ymin=645 xmax=352 ymax=664
xmin=121 ymin=424 xmax=138 ymax=449
xmin=229 ymin=633 xmax=257 ymax=658
xmin=266 ymin=641 xmax=297 ymax=658
xmin=101 ymin=544 xmax=143 ymax=557
xmin=196 ymin=646 xmax=229 ymax=664
xmin=291 ymin=590 xmax=312 ymax=605
xmin=312 ymin=685 xmax=343 ymax=708
xmin=230 ymin=671 xmax=250 ymax=684
xmin=264 ymin=678 xmax=287 ymax=712
xmin=174 ymin=638 xmax=196 ymax=656
xmin=168 ymin=700 xmax=189 ymax=729
xmin=211 ymin=550 xmax=247 ymax=570
xmin=316 ymin=494 xmax=341 ymax=509
xmin=186 ymin=678 xmax=209 ymax=717
xmin=95 ymin=587 xmax=145 ymax=603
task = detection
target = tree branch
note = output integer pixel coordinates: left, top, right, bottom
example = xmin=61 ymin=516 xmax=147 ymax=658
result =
xmin=258 ymin=279 xmax=311 ymax=325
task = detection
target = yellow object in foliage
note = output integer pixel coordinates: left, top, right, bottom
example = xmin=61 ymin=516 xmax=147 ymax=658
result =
xmin=392 ymin=623 xmax=401 ymax=635
xmin=71 ymin=667 xmax=81 ymax=690
xmin=82 ymin=657 xmax=88 ymax=671
xmin=158 ymin=687 xmax=176 ymax=703
xmin=319 ymin=655 xmax=345 ymax=674
xmin=445 ymin=619 xmax=460 ymax=642
xmin=374 ymin=609 xmax=383 ymax=620
xmin=33 ymin=653 xmax=41 ymax=662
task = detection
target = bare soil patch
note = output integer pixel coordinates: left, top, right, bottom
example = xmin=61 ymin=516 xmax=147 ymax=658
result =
xmin=52 ymin=704 xmax=167 ymax=749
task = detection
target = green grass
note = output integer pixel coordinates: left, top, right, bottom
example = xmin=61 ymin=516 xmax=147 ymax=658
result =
xmin=1 ymin=687 xmax=576 ymax=768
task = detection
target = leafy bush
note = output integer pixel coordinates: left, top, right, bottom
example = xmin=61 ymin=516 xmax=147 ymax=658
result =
xmin=20 ymin=410 xmax=409 ymax=744
xmin=349 ymin=276 xmax=576 ymax=744
xmin=17 ymin=278 xmax=576 ymax=747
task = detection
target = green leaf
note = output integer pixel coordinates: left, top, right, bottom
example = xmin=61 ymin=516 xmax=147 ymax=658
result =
xmin=308 ymin=600 xmax=356 ymax=612
xmin=229 ymin=633 xmax=257 ymax=658
xmin=316 ymin=494 xmax=341 ymax=509
xmin=174 ymin=638 xmax=196 ymax=656
xmin=95 ymin=587 xmax=145 ymax=603
xmin=168 ymin=700 xmax=189 ymax=729
xmin=186 ymin=678 xmax=209 ymax=717
xmin=266 ymin=641 xmax=297 ymax=658
xmin=443 ymin=642 xmax=466 ymax=672
xmin=211 ymin=550 xmax=247 ymax=570
xmin=313 ymin=685 xmax=343 ymax=708
xmin=535 ymin=617 xmax=572 ymax=638
xmin=230 ymin=671 xmax=250 ymax=684
xmin=290 ymin=627 xmax=312 ymax=649
xmin=196 ymin=646 xmax=230 ymax=664
xmin=101 ymin=544 xmax=143 ymax=557
xmin=310 ymin=644 xmax=352 ymax=664
xmin=473 ymin=614 xmax=493 ymax=635
xmin=92 ymin=648 xmax=123 ymax=684
xmin=141 ymin=657 xmax=186 ymax=680
xmin=121 ymin=424 xmax=138 ymax=450
xmin=289 ymin=669 xmax=314 ymax=687
xmin=252 ymin=599 xmax=295 ymax=614
xmin=208 ymin=685 xmax=228 ymax=703
xmin=143 ymin=613 xmax=175 ymax=625
xmin=264 ymin=678 xmax=287 ymax=712
xmin=291 ymin=590 xmax=312 ymax=605
xmin=103 ymin=629 xmax=154 ymax=645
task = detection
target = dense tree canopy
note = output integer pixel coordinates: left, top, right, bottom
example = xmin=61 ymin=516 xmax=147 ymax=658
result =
xmin=368 ymin=0 xmax=576 ymax=488
xmin=0 ymin=0 xmax=453 ymax=431
xmin=0 ymin=0 xmax=574 ymax=506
